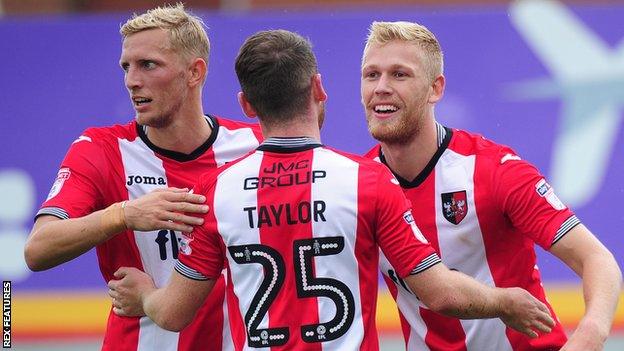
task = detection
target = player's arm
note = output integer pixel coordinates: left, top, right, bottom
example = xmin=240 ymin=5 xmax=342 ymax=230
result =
xmin=404 ymin=264 xmax=555 ymax=338
xmin=24 ymin=188 xmax=208 ymax=271
xmin=549 ymin=224 xmax=622 ymax=351
xmin=109 ymin=267 xmax=215 ymax=331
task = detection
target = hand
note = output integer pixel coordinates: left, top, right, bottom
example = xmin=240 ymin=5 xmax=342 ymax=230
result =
xmin=108 ymin=267 xmax=155 ymax=317
xmin=560 ymin=318 xmax=607 ymax=351
xmin=124 ymin=187 xmax=208 ymax=232
xmin=498 ymin=287 xmax=555 ymax=338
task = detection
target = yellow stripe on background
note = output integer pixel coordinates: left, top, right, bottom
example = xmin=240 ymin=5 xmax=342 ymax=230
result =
xmin=11 ymin=286 xmax=624 ymax=337
xmin=13 ymin=290 xmax=110 ymax=335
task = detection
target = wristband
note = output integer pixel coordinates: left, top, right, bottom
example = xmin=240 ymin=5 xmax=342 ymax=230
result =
xmin=101 ymin=201 xmax=128 ymax=235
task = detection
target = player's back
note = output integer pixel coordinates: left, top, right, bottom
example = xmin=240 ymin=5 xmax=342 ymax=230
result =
xmin=179 ymin=137 xmax=438 ymax=350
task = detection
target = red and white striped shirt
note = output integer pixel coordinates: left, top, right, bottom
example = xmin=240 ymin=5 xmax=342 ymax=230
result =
xmin=366 ymin=125 xmax=577 ymax=351
xmin=37 ymin=115 xmax=262 ymax=351
xmin=176 ymin=137 xmax=440 ymax=351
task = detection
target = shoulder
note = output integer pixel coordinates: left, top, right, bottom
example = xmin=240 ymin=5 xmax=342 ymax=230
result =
xmin=449 ymin=128 xmax=521 ymax=167
xmin=196 ymin=150 xmax=258 ymax=189
xmin=78 ymin=121 xmax=138 ymax=146
xmin=213 ymin=116 xmax=262 ymax=134
xmin=362 ymin=144 xmax=382 ymax=161
xmin=321 ymin=146 xmax=390 ymax=174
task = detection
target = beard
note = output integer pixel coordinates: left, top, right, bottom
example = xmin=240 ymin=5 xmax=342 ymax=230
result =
xmin=366 ymin=107 xmax=423 ymax=145
xmin=135 ymin=98 xmax=182 ymax=129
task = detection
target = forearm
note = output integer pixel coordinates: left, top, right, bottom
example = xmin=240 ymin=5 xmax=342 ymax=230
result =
xmin=142 ymin=287 xmax=187 ymax=331
xmin=140 ymin=272 xmax=214 ymax=332
xmin=430 ymin=271 xmax=502 ymax=319
xmin=25 ymin=203 xmax=126 ymax=271
xmin=406 ymin=264 xmax=503 ymax=319
xmin=577 ymin=251 xmax=622 ymax=338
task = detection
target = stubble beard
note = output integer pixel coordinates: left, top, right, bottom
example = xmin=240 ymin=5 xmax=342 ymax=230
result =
xmin=366 ymin=107 xmax=422 ymax=146
xmin=136 ymin=98 xmax=183 ymax=129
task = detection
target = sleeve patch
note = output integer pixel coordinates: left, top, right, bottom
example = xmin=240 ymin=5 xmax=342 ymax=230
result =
xmin=535 ymin=178 xmax=566 ymax=210
xmin=46 ymin=168 xmax=71 ymax=201
xmin=403 ymin=210 xmax=428 ymax=244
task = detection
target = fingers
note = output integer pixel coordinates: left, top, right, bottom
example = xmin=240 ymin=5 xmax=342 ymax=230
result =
xmin=171 ymin=202 xmax=210 ymax=215
xmin=159 ymin=221 xmax=194 ymax=233
xmin=161 ymin=190 xmax=205 ymax=204
xmin=153 ymin=187 xmax=190 ymax=193
xmin=521 ymin=328 xmax=539 ymax=339
xmin=114 ymin=267 xmax=129 ymax=279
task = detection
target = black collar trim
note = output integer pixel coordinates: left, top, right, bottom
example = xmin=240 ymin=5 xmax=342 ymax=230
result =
xmin=136 ymin=114 xmax=219 ymax=162
xmin=380 ymin=126 xmax=453 ymax=188
xmin=257 ymin=137 xmax=323 ymax=153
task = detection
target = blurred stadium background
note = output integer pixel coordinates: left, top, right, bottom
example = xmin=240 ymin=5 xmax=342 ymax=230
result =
xmin=1 ymin=0 xmax=623 ymax=349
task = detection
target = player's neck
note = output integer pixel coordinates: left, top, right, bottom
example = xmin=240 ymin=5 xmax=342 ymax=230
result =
xmin=380 ymin=118 xmax=438 ymax=182
xmin=260 ymin=117 xmax=321 ymax=141
xmin=145 ymin=106 xmax=212 ymax=154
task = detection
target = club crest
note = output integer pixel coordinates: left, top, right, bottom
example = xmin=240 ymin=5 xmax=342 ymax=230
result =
xmin=441 ymin=191 xmax=468 ymax=225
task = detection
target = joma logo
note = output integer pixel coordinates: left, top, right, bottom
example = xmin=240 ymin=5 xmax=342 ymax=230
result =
xmin=126 ymin=175 xmax=167 ymax=186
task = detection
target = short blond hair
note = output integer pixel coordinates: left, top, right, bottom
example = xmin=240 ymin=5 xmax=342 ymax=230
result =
xmin=364 ymin=21 xmax=443 ymax=80
xmin=120 ymin=3 xmax=210 ymax=63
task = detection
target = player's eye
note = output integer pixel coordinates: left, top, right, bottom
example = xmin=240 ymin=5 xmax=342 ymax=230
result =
xmin=394 ymin=71 xmax=408 ymax=78
xmin=363 ymin=71 xmax=379 ymax=79
xmin=142 ymin=61 xmax=157 ymax=69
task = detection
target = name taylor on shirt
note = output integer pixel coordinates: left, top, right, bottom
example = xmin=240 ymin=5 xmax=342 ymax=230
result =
xmin=243 ymin=160 xmax=328 ymax=228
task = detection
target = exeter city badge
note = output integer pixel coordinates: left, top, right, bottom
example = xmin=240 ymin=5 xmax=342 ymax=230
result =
xmin=441 ymin=191 xmax=468 ymax=225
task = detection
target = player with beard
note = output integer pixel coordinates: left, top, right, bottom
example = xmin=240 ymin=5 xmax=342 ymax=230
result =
xmin=361 ymin=21 xmax=622 ymax=351
xmin=109 ymin=29 xmax=556 ymax=351
xmin=24 ymin=4 xmax=262 ymax=350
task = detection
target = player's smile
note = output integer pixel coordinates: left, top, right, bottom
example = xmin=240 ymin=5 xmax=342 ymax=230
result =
xmin=372 ymin=103 xmax=400 ymax=120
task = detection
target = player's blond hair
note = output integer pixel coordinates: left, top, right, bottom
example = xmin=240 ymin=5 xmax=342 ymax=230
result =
xmin=120 ymin=3 xmax=210 ymax=63
xmin=363 ymin=21 xmax=444 ymax=80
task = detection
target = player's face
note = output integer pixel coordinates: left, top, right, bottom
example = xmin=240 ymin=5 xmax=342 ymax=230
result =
xmin=120 ymin=29 xmax=190 ymax=128
xmin=361 ymin=40 xmax=433 ymax=144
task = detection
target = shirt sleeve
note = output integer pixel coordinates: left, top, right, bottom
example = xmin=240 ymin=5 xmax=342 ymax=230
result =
xmin=493 ymin=147 xmax=579 ymax=249
xmin=36 ymin=131 xmax=106 ymax=220
xmin=175 ymin=174 xmax=226 ymax=281
xmin=374 ymin=167 xmax=441 ymax=278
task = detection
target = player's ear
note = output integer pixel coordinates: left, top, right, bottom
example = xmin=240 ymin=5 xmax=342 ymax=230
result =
xmin=429 ymin=74 xmax=445 ymax=104
xmin=188 ymin=58 xmax=207 ymax=88
xmin=238 ymin=92 xmax=257 ymax=119
xmin=311 ymin=73 xmax=328 ymax=103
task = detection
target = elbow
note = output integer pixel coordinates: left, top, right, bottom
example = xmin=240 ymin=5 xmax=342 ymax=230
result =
xmin=422 ymin=293 xmax=456 ymax=315
xmin=155 ymin=315 xmax=192 ymax=332
xmin=24 ymin=241 xmax=46 ymax=272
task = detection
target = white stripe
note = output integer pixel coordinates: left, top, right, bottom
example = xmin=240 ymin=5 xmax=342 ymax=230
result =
xmin=118 ymin=137 xmax=180 ymax=350
xmin=213 ymin=151 xmax=265 ymax=350
xmin=310 ymin=148 xmax=364 ymax=350
xmin=175 ymin=261 xmax=208 ymax=280
xmin=435 ymin=149 xmax=512 ymax=351
xmin=212 ymin=125 xmax=260 ymax=167
xmin=37 ymin=207 xmax=69 ymax=219
xmin=410 ymin=253 xmax=442 ymax=274
xmin=553 ymin=215 xmax=580 ymax=244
